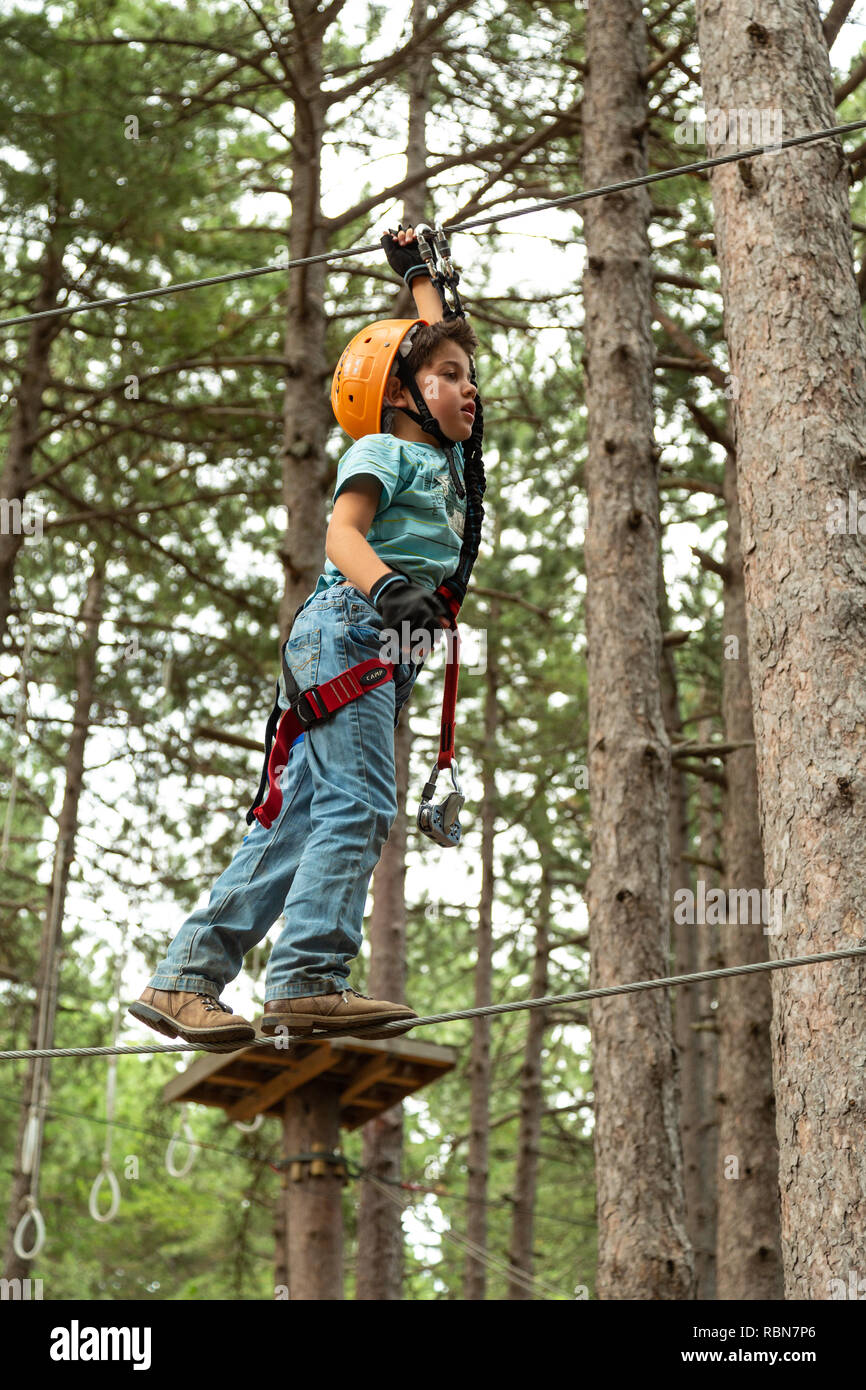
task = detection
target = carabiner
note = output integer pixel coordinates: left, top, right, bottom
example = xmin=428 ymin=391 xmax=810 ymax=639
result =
xmin=414 ymin=223 xmax=464 ymax=317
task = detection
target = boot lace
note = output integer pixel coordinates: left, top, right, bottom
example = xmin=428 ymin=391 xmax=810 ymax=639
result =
xmin=197 ymin=993 xmax=232 ymax=1014
xmin=341 ymin=987 xmax=369 ymax=1003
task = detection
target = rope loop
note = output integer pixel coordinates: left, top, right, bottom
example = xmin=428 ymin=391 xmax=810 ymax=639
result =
xmin=233 ymin=1113 xmax=264 ymax=1133
xmin=13 ymin=1198 xmax=46 ymax=1260
xmin=88 ymin=1163 xmax=121 ymax=1224
xmin=165 ymin=1103 xmax=197 ymax=1177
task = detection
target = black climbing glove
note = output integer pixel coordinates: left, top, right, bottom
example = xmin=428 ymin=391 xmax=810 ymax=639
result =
xmin=381 ymin=226 xmax=431 ymax=288
xmin=370 ymin=570 xmax=451 ymax=654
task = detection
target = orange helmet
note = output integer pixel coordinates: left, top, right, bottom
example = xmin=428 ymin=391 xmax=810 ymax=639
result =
xmin=331 ymin=318 xmax=428 ymax=439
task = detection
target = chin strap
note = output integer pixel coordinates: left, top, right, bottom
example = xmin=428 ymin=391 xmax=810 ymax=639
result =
xmin=391 ymin=363 xmax=465 ymax=499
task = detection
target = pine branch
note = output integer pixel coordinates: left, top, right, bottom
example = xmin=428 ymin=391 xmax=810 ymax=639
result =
xmin=323 ymin=135 xmax=540 ymax=236
xmin=835 ymin=52 xmax=866 ymax=106
xmin=651 ymin=299 xmax=728 ymax=388
xmin=683 ymin=398 xmax=734 ymax=454
xmin=45 ymin=485 xmax=280 ymax=532
xmin=824 ymin=1 xmax=857 ymax=50
xmin=325 ymin=0 xmax=476 ymax=108
xmin=671 ymin=739 xmax=754 ymax=759
xmin=43 ymin=478 xmax=267 ymax=617
xmin=677 ymin=759 xmax=727 ymax=787
xmin=470 ymin=586 xmax=552 ymax=620
xmin=692 ymin=545 xmax=730 ymax=581
xmin=659 ymin=474 xmax=724 ymax=498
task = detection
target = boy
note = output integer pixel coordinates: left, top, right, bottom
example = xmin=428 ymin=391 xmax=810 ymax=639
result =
xmin=129 ymin=227 xmax=481 ymax=1051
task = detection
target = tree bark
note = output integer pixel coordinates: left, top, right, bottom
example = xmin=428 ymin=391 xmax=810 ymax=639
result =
xmin=283 ymin=1078 xmax=344 ymax=1300
xmin=716 ymin=445 xmax=784 ymax=1299
xmin=506 ymin=866 xmax=551 ymax=1299
xmin=3 ymin=564 xmax=103 ymax=1281
xmin=273 ymin=1177 xmax=289 ymax=1296
xmin=582 ymin=0 xmax=694 ymax=1299
xmin=355 ymin=712 xmax=413 ymax=1300
xmin=356 ymin=0 xmax=433 ymax=1300
xmin=660 ymin=576 xmax=705 ymax=1291
xmin=0 ymin=243 xmax=66 ymax=648
xmin=695 ymin=0 xmax=866 ymax=1296
xmin=694 ymin=709 xmax=720 ymax=1299
xmin=463 ymin=594 xmax=500 ymax=1300
xmin=279 ymin=1 xmax=334 ymax=640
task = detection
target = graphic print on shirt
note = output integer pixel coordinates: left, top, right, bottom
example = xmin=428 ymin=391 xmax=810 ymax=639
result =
xmin=428 ymin=461 xmax=466 ymax=541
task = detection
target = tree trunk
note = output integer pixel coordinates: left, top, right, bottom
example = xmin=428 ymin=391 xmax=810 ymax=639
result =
xmin=356 ymin=0 xmax=432 ymax=1300
xmin=279 ymin=2 xmax=333 ymax=640
xmin=694 ymin=710 xmax=719 ymax=1298
xmin=695 ymin=0 xmax=866 ymax=1296
xmin=463 ymin=595 xmax=500 ymax=1300
xmin=506 ymin=867 xmax=551 ymax=1299
xmin=273 ymin=1178 xmax=289 ymax=1296
xmin=582 ymin=0 xmax=694 ymax=1299
xmin=716 ymin=447 xmax=783 ymax=1299
xmin=283 ymin=1079 xmax=343 ymax=1300
xmin=3 ymin=564 xmax=104 ymax=1280
xmin=0 ymin=243 xmax=66 ymax=647
xmin=660 ymin=581 xmax=704 ymax=1291
xmin=356 ymin=712 xmax=413 ymax=1300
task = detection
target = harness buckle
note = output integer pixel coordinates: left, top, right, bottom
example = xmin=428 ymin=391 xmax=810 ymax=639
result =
xmin=293 ymin=685 xmax=333 ymax=729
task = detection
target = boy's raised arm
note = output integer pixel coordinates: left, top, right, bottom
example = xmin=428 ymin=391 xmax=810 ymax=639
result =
xmin=381 ymin=226 xmax=443 ymax=324
xmin=408 ymin=270 xmax=443 ymax=324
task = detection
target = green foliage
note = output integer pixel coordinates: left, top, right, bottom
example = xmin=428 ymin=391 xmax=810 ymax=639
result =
xmin=3 ymin=0 xmax=860 ymax=1302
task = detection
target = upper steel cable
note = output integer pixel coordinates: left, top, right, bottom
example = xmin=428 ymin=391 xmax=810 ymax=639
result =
xmin=2 ymin=117 xmax=866 ymax=332
xmin=0 ymin=945 xmax=863 ymax=1060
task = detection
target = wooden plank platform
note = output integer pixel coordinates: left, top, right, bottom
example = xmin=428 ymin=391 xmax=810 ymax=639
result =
xmin=162 ymin=1027 xmax=456 ymax=1131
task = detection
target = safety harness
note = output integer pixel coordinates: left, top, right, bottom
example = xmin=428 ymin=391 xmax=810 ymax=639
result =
xmin=246 ymin=227 xmax=483 ymax=847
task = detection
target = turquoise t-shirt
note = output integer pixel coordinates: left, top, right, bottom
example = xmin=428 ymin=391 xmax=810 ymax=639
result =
xmin=299 ymin=433 xmax=466 ymax=609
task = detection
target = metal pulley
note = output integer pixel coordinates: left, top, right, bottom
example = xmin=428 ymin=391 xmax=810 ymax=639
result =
xmin=417 ymin=757 xmax=465 ymax=848
xmin=414 ymin=223 xmax=464 ymax=317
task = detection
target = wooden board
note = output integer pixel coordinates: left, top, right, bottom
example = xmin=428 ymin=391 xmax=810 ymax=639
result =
xmin=162 ymin=1029 xmax=457 ymax=1132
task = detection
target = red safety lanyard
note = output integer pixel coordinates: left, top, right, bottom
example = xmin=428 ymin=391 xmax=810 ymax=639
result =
xmin=436 ymin=618 xmax=460 ymax=771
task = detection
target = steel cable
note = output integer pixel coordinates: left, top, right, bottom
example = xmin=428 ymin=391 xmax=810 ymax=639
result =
xmin=2 ymin=117 xmax=866 ymax=331
xmin=0 ymin=944 xmax=863 ymax=1060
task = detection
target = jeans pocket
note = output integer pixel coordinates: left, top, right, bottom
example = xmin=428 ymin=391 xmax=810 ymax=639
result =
xmin=347 ymin=593 xmax=379 ymax=624
xmin=279 ymin=628 xmax=321 ymax=708
xmin=344 ymin=597 xmax=386 ymax=651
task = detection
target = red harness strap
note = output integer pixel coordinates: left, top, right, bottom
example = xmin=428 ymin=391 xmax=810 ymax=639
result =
xmin=251 ymin=658 xmax=395 ymax=829
xmin=434 ymin=608 xmax=460 ymax=771
xmin=247 ymin=583 xmax=463 ymax=832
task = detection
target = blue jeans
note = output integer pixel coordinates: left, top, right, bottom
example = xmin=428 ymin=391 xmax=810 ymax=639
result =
xmin=149 ymin=582 xmax=420 ymax=1002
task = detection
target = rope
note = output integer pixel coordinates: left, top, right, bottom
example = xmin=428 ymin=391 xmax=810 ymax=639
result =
xmin=3 ymin=116 xmax=866 ymax=332
xmin=1 ymin=944 xmax=863 ymax=1060
xmin=88 ymin=925 xmax=131 ymax=1221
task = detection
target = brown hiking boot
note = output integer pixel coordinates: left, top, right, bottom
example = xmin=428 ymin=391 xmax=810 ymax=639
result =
xmin=261 ymin=986 xmax=418 ymax=1041
xmin=128 ymin=987 xmax=256 ymax=1053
